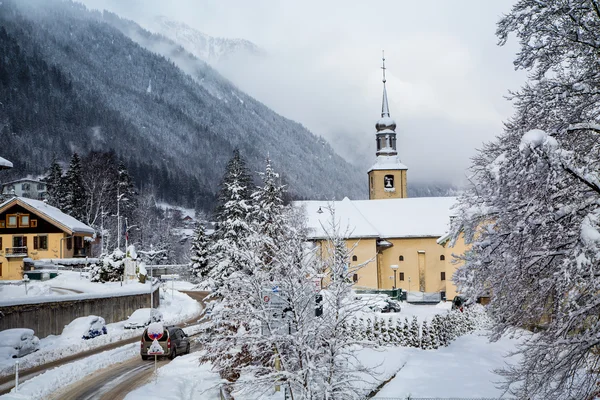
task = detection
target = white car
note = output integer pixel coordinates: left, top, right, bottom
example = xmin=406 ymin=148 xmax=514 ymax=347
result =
xmin=124 ymin=308 xmax=163 ymax=329
xmin=0 ymin=328 xmax=40 ymax=358
xmin=62 ymin=316 xmax=107 ymax=340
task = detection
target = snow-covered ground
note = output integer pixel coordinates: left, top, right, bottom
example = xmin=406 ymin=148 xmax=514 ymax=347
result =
xmin=0 ymin=288 xmax=201 ymax=377
xmin=123 ymin=304 xmax=522 ymax=400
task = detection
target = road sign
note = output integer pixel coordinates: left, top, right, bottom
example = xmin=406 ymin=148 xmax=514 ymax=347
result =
xmin=147 ymin=322 xmax=164 ymax=340
xmin=272 ymin=285 xmax=280 ymax=293
xmin=148 ymin=339 xmax=164 ymax=355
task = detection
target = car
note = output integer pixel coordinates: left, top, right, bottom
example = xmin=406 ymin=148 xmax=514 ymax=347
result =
xmin=0 ymin=328 xmax=40 ymax=359
xmin=124 ymin=308 xmax=163 ymax=329
xmin=140 ymin=325 xmax=190 ymax=361
xmin=371 ymin=298 xmax=401 ymax=313
xmin=62 ymin=316 xmax=107 ymax=340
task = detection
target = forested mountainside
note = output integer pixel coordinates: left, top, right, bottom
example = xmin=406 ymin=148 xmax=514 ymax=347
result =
xmin=0 ymin=0 xmax=365 ymax=210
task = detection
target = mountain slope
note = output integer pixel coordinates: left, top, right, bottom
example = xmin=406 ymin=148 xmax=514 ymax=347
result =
xmin=0 ymin=0 xmax=365 ymax=208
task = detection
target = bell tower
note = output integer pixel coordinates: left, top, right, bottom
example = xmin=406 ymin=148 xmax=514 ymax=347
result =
xmin=368 ymin=52 xmax=408 ymax=200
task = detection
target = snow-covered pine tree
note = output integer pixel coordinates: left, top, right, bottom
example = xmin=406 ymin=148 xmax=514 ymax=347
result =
xmin=90 ymin=249 xmax=125 ymax=283
xmin=429 ymin=316 xmax=439 ymax=350
xmin=358 ymin=317 xmax=367 ymax=341
xmin=448 ymin=2 xmax=600 ymax=399
xmin=420 ymin=320 xmax=433 ymax=350
xmin=43 ymin=158 xmax=66 ymax=209
xmin=64 ymin=153 xmax=87 ymax=219
xmin=189 ymin=223 xmax=211 ymax=282
xmin=393 ymin=318 xmax=405 ymax=346
xmin=365 ymin=317 xmax=375 ymax=342
xmin=401 ymin=317 xmax=410 ymax=347
xmin=409 ymin=316 xmax=420 ymax=348
xmin=116 ymin=160 xmax=137 ymax=223
xmin=209 ymin=150 xmax=254 ymax=283
xmin=387 ymin=317 xmax=398 ymax=345
xmin=373 ymin=317 xmax=383 ymax=345
xmin=433 ymin=314 xmax=448 ymax=347
xmin=250 ymin=158 xmax=286 ymax=269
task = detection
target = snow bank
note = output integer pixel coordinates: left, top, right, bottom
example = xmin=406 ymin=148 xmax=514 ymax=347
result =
xmin=124 ymin=353 xmax=222 ymax=400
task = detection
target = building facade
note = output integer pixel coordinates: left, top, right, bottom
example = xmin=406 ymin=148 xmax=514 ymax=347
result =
xmin=0 ymin=197 xmax=94 ymax=280
xmin=1 ymin=178 xmax=48 ymax=200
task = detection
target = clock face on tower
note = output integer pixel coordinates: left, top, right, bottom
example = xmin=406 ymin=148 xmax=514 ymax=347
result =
xmin=384 ymin=175 xmax=394 ymax=189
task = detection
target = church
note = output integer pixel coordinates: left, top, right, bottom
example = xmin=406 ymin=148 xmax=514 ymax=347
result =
xmin=296 ymin=56 xmax=464 ymax=301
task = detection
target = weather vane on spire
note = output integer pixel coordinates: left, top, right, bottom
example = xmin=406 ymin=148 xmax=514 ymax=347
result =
xmin=381 ymin=50 xmax=387 ymax=83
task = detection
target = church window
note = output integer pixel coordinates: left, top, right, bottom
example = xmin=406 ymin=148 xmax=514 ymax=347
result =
xmin=384 ymin=175 xmax=394 ymax=189
xmin=376 ymin=137 xmax=381 ymax=151
xmin=399 ymin=272 xmax=405 ymax=281
xmin=352 ymin=255 xmax=358 ymax=262
xmin=440 ymin=255 xmax=445 ymax=261
xmin=352 ymin=274 xmax=359 ymax=283
xmin=441 ymin=272 xmax=446 ymax=281
xmin=399 ymin=255 xmax=404 ymax=261
xmin=370 ymin=176 xmax=373 ymax=189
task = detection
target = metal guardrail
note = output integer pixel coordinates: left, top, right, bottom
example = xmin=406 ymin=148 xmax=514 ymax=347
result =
xmin=5 ymin=247 xmax=27 ymax=257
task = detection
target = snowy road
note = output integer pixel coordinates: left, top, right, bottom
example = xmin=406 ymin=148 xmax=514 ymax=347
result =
xmin=0 ymin=291 xmax=209 ymax=398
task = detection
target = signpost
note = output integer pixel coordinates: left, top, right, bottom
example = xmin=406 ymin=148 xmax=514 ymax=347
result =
xmin=147 ymin=322 xmax=164 ymax=373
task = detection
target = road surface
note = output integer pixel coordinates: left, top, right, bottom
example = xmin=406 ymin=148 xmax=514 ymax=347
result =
xmin=0 ymin=290 xmax=208 ymax=397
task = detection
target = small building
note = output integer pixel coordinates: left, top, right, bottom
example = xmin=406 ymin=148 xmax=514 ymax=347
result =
xmin=1 ymin=178 xmax=48 ymax=200
xmin=0 ymin=197 xmax=94 ymax=280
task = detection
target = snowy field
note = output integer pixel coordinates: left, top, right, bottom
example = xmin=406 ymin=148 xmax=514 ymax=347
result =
xmin=0 ymin=288 xmax=201 ymax=377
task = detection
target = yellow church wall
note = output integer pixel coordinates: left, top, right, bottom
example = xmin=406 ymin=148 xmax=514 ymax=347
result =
xmin=443 ymin=232 xmax=469 ymax=300
xmin=368 ymin=169 xmax=407 ymax=199
xmin=377 ymin=237 xmax=448 ymax=294
xmin=348 ymin=238 xmax=378 ymax=288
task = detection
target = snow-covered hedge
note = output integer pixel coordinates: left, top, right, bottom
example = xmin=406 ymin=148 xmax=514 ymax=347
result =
xmin=354 ymin=304 xmax=491 ymax=349
xmin=89 ymin=249 xmax=126 ymax=283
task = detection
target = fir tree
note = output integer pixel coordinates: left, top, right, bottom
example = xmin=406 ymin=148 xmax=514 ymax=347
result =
xmin=429 ymin=316 xmax=440 ymax=349
xmin=401 ymin=317 xmax=411 ymax=347
xmin=365 ymin=317 xmax=375 ymax=342
xmin=387 ymin=317 xmax=398 ymax=345
xmin=64 ymin=153 xmax=87 ymax=220
xmin=420 ymin=320 xmax=433 ymax=350
xmin=373 ymin=317 xmax=383 ymax=345
xmin=116 ymin=160 xmax=138 ymax=222
xmin=44 ymin=157 xmax=66 ymax=209
xmin=189 ymin=223 xmax=211 ymax=281
xmin=409 ymin=316 xmax=420 ymax=348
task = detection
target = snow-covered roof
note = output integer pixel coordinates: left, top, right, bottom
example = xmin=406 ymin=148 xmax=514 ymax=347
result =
xmin=368 ymin=155 xmax=408 ymax=172
xmin=0 ymin=156 xmax=13 ymax=169
xmin=0 ymin=197 xmax=95 ymax=235
xmin=1 ymin=177 xmax=46 ymax=186
xmin=296 ymin=197 xmax=457 ymax=240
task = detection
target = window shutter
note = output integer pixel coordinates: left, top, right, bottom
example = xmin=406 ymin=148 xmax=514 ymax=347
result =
xmin=33 ymin=237 xmax=38 ymax=250
xmin=23 ymin=236 xmax=27 ymax=247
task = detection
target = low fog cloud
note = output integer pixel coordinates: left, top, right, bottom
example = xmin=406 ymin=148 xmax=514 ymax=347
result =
xmin=82 ymin=0 xmax=525 ymax=186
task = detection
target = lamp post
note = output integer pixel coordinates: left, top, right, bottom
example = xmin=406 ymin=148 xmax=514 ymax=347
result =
xmin=390 ymin=264 xmax=398 ymax=290
xmin=408 ymin=276 xmax=411 ymax=295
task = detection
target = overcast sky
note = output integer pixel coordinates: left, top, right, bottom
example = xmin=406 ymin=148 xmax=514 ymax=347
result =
xmin=82 ymin=0 xmax=525 ymax=186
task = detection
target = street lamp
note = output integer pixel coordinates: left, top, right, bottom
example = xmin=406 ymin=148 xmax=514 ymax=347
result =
xmin=390 ymin=264 xmax=398 ymax=290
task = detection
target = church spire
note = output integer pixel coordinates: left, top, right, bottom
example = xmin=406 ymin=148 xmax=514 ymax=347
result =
xmin=381 ymin=50 xmax=390 ymax=118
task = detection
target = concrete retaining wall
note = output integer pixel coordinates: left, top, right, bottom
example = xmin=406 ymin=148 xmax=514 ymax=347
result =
xmin=0 ymin=288 xmax=160 ymax=338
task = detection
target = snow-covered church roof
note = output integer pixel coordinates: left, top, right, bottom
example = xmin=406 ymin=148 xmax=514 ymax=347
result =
xmin=295 ymin=197 xmax=457 ymax=240
xmin=0 ymin=197 xmax=95 ymax=235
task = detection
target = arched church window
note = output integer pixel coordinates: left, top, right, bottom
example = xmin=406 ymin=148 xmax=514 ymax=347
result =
xmin=399 ymin=255 xmax=404 ymax=261
xmin=352 ymin=255 xmax=358 ymax=262
xmin=440 ymin=255 xmax=445 ymax=261
xmin=376 ymin=137 xmax=381 ymax=151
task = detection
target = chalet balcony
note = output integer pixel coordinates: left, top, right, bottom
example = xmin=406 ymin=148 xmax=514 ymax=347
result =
xmin=5 ymin=247 xmax=28 ymax=258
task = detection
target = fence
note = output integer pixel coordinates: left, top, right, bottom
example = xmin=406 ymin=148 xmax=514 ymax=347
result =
xmin=406 ymin=291 xmax=441 ymax=303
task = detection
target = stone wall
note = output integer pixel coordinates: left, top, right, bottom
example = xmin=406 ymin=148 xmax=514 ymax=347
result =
xmin=0 ymin=288 xmax=160 ymax=338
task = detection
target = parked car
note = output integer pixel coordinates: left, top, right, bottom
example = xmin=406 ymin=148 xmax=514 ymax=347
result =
xmin=0 ymin=328 xmax=40 ymax=359
xmin=140 ymin=325 xmax=190 ymax=360
xmin=124 ymin=308 xmax=163 ymax=329
xmin=62 ymin=316 xmax=107 ymax=340
xmin=371 ymin=298 xmax=401 ymax=313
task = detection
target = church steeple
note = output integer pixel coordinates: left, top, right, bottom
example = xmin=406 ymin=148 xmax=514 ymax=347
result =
xmin=368 ymin=51 xmax=408 ymax=200
xmin=375 ymin=51 xmax=397 ymax=156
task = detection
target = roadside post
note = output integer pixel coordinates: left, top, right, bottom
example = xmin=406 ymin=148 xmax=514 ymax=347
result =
xmin=22 ymin=274 xmax=29 ymax=295
xmin=147 ymin=322 xmax=165 ymax=375
xmin=161 ymin=274 xmax=180 ymax=299
xmin=14 ymin=359 xmax=19 ymax=392
xmin=262 ymin=285 xmax=287 ymax=392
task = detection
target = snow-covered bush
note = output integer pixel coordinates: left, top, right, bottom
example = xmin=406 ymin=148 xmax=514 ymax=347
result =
xmin=89 ymin=249 xmax=126 ymax=283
